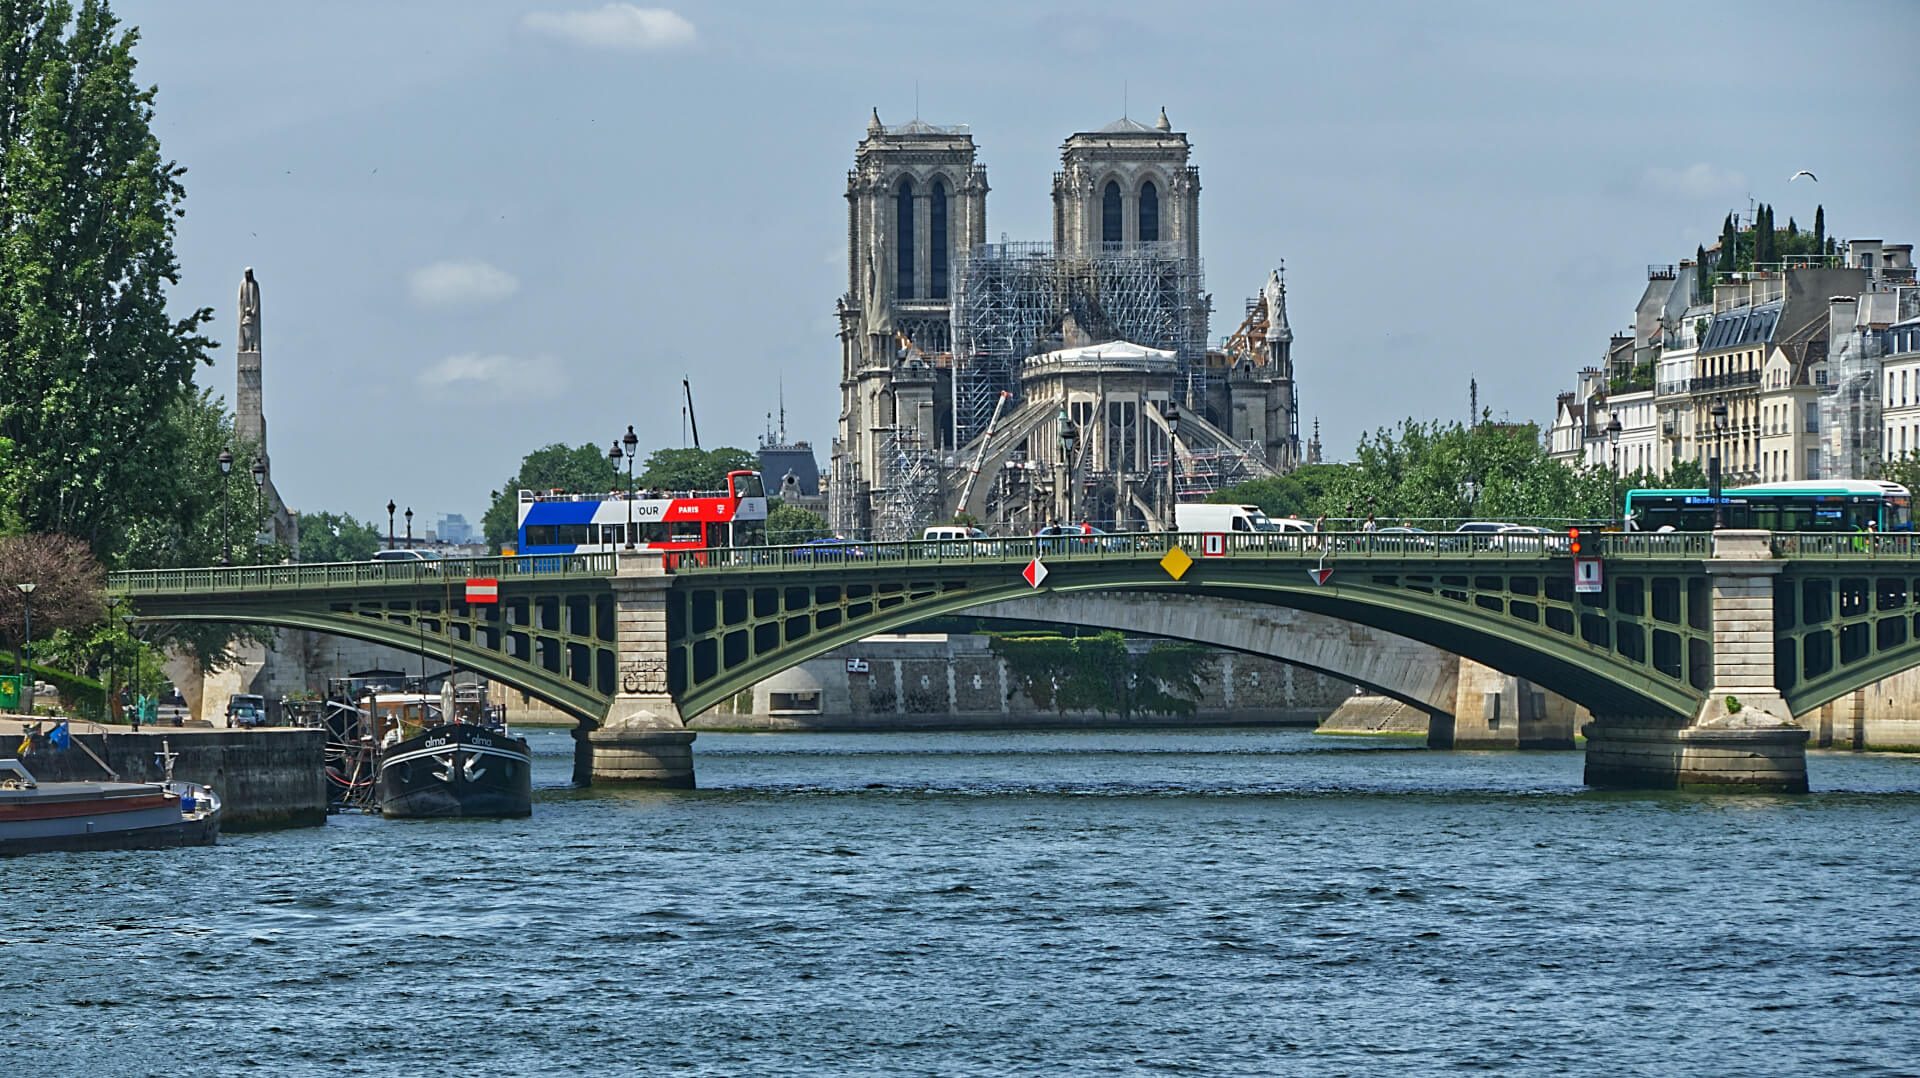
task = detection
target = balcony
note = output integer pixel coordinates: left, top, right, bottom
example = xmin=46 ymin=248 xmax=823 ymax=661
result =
xmin=1693 ymin=369 xmax=1761 ymax=393
xmin=1648 ymin=264 xmax=1677 ymax=281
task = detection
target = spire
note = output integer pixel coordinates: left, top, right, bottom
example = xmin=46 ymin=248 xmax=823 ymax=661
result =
xmin=1155 ymin=106 xmax=1171 ymax=132
xmin=1307 ymin=418 xmax=1322 ymax=465
xmin=867 ymin=107 xmax=883 ymax=136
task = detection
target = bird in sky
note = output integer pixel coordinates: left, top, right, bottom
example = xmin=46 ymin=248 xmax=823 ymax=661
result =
xmin=1788 ymin=170 xmax=1818 ymax=182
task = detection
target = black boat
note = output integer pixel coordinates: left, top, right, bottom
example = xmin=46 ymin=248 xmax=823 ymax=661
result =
xmin=376 ymin=721 xmax=532 ymax=818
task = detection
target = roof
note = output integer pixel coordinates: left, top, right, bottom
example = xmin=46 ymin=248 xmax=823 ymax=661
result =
xmin=1030 ymin=340 xmax=1176 ymax=364
xmin=1701 ymin=300 xmax=1784 ymax=351
xmin=1096 ymin=116 xmax=1159 ymax=133
xmin=883 ymin=119 xmax=967 ymax=136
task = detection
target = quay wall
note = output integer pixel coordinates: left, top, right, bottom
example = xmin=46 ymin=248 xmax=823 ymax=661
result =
xmin=4 ymin=721 xmax=326 ymax=830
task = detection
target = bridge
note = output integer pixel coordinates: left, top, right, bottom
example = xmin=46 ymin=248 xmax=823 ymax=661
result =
xmin=106 ymin=529 xmax=1920 ymax=792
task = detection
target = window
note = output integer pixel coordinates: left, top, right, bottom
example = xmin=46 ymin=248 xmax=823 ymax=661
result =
xmin=1102 ymin=180 xmax=1122 ymax=248
xmin=1805 ymin=402 xmax=1819 ymax=434
xmin=895 ymin=179 xmax=915 ymax=299
xmin=930 ymin=179 xmax=948 ymax=299
xmin=1139 ymin=180 xmax=1159 ymax=243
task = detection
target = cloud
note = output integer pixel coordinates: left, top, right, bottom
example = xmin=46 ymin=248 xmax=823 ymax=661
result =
xmin=1640 ymin=163 xmax=1747 ymax=200
xmin=522 ymin=4 xmax=695 ymax=50
xmin=417 ymin=354 xmax=568 ymax=400
xmin=408 ymin=260 xmax=520 ymax=307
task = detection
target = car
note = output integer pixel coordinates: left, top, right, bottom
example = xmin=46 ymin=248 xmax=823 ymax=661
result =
xmin=922 ymin=525 xmax=994 ymax=556
xmin=226 ymin=692 xmax=268 ymax=729
xmin=371 ymin=548 xmax=443 ymax=571
xmin=788 ymin=537 xmax=867 ymax=563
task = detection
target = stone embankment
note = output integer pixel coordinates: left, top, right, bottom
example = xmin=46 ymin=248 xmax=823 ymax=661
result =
xmin=2 ymin=719 xmax=326 ymax=830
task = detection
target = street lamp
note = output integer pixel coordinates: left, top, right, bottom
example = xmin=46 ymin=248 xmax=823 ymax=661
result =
xmin=387 ymin=500 xmax=397 ymax=551
xmin=1057 ymin=408 xmax=1079 ymax=525
xmin=121 ymin=613 xmax=139 ymax=728
xmin=218 ymin=450 xmax=233 ymax=565
xmin=15 ymin=582 xmax=35 ymax=682
xmin=104 ymin=595 xmax=121 ymax=721
xmin=1709 ymin=396 xmax=1729 ymax=530
xmin=1607 ymin=412 xmax=1623 ymax=529
xmin=251 ymin=456 xmax=267 ymax=560
xmin=622 ymin=425 xmax=639 ymax=550
xmin=405 ymin=507 xmax=414 ymax=550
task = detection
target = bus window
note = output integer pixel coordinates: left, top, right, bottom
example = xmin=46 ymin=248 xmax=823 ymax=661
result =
xmin=729 ymin=472 xmax=765 ymax=499
xmin=524 ymin=524 xmax=557 ymax=547
xmin=734 ymin=519 xmax=767 ymax=546
xmin=1892 ymin=498 xmax=1913 ymax=530
xmin=670 ymin=520 xmax=704 ymax=544
xmin=557 ymin=523 xmax=590 ymax=546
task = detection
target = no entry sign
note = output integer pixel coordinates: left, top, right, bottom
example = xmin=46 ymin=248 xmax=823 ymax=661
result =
xmin=465 ymin=577 xmax=499 ymax=603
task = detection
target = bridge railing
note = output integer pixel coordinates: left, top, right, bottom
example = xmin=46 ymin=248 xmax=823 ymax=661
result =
xmin=1772 ymin=533 xmax=1920 ymax=558
xmin=109 ymin=552 xmax=626 ymax=594
xmin=665 ymin=530 xmax=1709 ymax=572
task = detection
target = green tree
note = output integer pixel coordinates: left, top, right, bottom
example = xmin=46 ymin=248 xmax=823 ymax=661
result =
xmin=480 ymin=443 xmax=620 ymax=550
xmin=296 ymin=510 xmax=381 ymax=563
xmin=1695 ymin=244 xmax=1710 ymax=303
xmin=1302 ymin=416 xmax=1615 ymax=523
xmin=1211 ymin=464 xmax=1350 ymax=519
xmin=989 ymin=631 xmax=1211 ymax=719
xmin=637 ymin=447 xmax=757 ymax=492
xmin=765 ymin=503 xmax=828 ymax=544
xmin=0 ymin=0 xmax=215 ymax=559
xmin=1813 ymin=204 xmax=1825 ymax=254
xmin=1664 ymin=459 xmax=1708 ymax=489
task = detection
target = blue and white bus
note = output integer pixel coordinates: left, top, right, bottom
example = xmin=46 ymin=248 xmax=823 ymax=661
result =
xmin=516 ymin=470 xmax=768 ymax=554
xmin=1624 ymin=479 xmax=1912 ymax=532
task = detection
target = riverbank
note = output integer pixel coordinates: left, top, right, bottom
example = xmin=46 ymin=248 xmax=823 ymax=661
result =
xmin=1 ymin=718 xmax=326 ymax=830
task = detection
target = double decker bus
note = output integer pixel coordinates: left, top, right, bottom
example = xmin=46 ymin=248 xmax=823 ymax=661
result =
xmin=1624 ymin=479 xmax=1912 ymax=532
xmin=516 ymin=470 xmax=768 ymax=554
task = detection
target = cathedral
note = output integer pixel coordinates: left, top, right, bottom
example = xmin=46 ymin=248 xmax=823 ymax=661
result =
xmin=830 ymin=109 xmax=1301 ymax=536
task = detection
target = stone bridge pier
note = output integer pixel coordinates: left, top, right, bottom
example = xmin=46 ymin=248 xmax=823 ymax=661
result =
xmin=1584 ymin=531 xmax=1809 ymax=793
xmin=586 ymin=564 xmax=696 ymax=787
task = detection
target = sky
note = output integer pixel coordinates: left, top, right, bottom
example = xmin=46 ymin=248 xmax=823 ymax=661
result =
xmin=114 ymin=0 xmax=1920 ymax=531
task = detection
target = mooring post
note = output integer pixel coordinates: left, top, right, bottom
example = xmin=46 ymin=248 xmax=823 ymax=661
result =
xmin=1584 ymin=530 xmax=1808 ymax=792
xmin=587 ymin=562 xmax=696 ymax=787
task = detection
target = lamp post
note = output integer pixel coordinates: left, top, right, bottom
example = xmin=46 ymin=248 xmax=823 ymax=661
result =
xmin=121 ymin=614 xmax=139 ymax=727
xmin=405 ymin=507 xmax=414 ymax=550
xmin=622 ymin=425 xmax=639 ymax=549
xmin=387 ymin=500 xmax=397 ymax=550
xmin=1709 ymin=396 xmax=1729 ymax=529
xmin=104 ymin=595 xmax=121 ymax=721
xmin=1057 ymin=408 xmax=1078 ymax=526
xmin=218 ymin=450 xmax=233 ymax=564
xmin=1607 ymin=412 xmax=1623 ymax=530
xmin=1164 ymin=403 xmax=1181 ymax=525
xmin=251 ymin=455 xmax=267 ymax=559
xmin=15 ymin=582 xmax=35 ymax=683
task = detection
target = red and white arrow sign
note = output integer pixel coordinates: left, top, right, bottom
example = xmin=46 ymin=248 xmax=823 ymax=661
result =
xmin=1023 ymin=558 xmax=1049 ymax=589
xmin=1307 ymin=568 xmax=1334 ymax=586
xmin=465 ymin=577 xmax=499 ymax=603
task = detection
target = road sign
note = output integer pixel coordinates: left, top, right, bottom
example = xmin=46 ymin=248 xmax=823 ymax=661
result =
xmin=1307 ymin=568 xmax=1334 ymax=586
xmin=1574 ymin=557 xmax=1603 ymax=594
xmin=1023 ymin=558 xmax=1048 ymax=588
xmin=1160 ymin=546 xmax=1194 ymax=580
xmin=465 ymin=577 xmax=499 ymax=603
xmin=1201 ymin=533 xmax=1225 ymax=557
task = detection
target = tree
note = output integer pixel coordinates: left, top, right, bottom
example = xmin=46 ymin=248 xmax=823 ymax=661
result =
xmin=480 ymin=443 xmax=620 ymax=550
xmin=0 ymin=532 xmax=105 ymax=652
xmin=1299 ymin=416 xmax=1615 ymax=523
xmin=1211 ymin=464 xmax=1349 ymax=519
xmin=117 ymin=388 xmax=278 ymax=571
xmin=1695 ymin=244 xmax=1710 ymax=303
xmin=765 ymin=504 xmax=828 ymax=544
xmin=296 ymin=511 xmax=381 ymax=563
xmin=637 ymin=447 xmax=757 ymax=492
xmin=1664 ymin=459 xmax=1708 ymax=489
xmin=1813 ymin=204 xmax=1825 ymax=256
xmin=0 ymin=0 xmax=216 ymax=560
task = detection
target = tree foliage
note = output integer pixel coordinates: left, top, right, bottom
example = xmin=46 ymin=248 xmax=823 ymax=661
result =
xmin=766 ymin=503 xmax=828 ymax=544
xmin=0 ymin=0 xmax=215 ymax=558
xmin=480 ymin=443 xmax=620 ymax=550
xmin=296 ymin=510 xmax=381 ymax=563
xmin=0 ymin=531 xmax=104 ymax=650
xmin=637 ymin=447 xmax=757 ymax=492
xmin=1301 ymin=417 xmax=1617 ymax=522
xmin=1206 ymin=464 xmax=1347 ymax=519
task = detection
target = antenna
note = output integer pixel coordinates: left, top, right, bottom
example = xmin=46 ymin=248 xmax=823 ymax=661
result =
xmin=1469 ymin=376 xmax=1479 ymax=428
xmin=1123 ymin=80 xmax=1128 ymax=119
xmin=778 ymin=376 xmax=788 ymax=444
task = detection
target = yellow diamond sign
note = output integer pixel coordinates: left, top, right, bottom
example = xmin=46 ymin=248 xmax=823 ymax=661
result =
xmin=1160 ymin=545 xmax=1194 ymax=580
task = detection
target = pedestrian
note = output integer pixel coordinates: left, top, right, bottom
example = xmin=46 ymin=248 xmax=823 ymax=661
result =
xmin=1362 ymin=514 xmax=1378 ymax=533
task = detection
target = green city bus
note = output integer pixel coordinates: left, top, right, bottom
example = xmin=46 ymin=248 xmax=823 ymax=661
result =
xmin=1624 ymin=480 xmax=1913 ymax=532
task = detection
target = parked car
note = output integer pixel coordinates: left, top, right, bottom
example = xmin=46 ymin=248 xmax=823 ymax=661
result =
xmin=371 ymin=548 xmax=443 ymax=571
xmin=789 ymin=537 xmax=867 ymax=562
xmin=226 ymin=692 xmax=268 ymax=728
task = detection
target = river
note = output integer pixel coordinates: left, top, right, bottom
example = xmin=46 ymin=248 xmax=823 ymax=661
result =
xmin=6 ymin=728 xmax=1918 ymax=1076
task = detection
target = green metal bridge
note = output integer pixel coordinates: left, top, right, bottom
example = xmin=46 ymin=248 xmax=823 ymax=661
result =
xmin=105 ymin=531 xmax=1920 ymax=731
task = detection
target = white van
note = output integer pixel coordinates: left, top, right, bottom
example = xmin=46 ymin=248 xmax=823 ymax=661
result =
xmin=921 ymin=525 xmax=991 ymax=555
xmin=1173 ymin=504 xmax=1313 ymax=534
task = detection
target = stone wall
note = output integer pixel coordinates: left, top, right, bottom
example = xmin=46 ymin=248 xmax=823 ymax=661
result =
xmin=691 ymin=632 xmax=1354 ymax=731
xmin=13 ymin=727 xmax=326 ymax=830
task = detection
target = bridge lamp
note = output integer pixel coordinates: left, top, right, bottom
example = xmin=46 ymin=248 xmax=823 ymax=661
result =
xmin=405 ymin=507 xmax=414 ymax=550
xmin=1606 ymin=412 xmax=1623 ymax=529
xmin=387 ymin=500 xmax=397 ymax=550
xmin=621 ymin=426 xmax=639 ymax=549
xmin=121 ymin=613 xmax=140 ymax=725
xmin=218 ymin=450 xmax=234 ymax=565
xmin=15 ymin=582 xmax=34 ymax=682
xmin=1709 ymin=397 xmax=1729 ymax=529
xmin=251 ymin=456 xmax=267 ymax=556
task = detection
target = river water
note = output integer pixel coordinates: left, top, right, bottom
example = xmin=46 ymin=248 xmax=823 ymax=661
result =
xmin=5 ymin=728 xmax=1919 ymax=1076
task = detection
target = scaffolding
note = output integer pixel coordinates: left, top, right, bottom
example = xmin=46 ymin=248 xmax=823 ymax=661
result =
xmin=1820 ymin=326 xmax=1883 ymax=480
xmin=874 ymin=425 xmax=941 ymax=540
xmin=950 ymin=241 xmax=1207 ymax=448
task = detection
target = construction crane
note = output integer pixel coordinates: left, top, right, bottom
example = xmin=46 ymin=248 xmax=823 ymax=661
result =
xmin=956 ymin=390 xmax=1013 ymax=516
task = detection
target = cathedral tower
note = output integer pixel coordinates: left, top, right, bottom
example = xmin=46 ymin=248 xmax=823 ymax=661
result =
xmin=831 ymin=110 xmax=988 ymax=534
xmin=1051 ymin=107 xmax=1200 ymax=263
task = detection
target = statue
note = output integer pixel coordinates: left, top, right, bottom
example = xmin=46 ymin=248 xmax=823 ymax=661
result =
xmin=238 ymin=267 xmax=261 ymax=352
xmin=1263 ymin=269 xmax=1283 ymax=331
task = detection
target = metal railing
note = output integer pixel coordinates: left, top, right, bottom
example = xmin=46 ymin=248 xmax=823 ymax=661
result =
xmin=1771 ymin=533 xmax=1920 ymax=558
xmin=109 ymin=552 xmax=627 ymax=594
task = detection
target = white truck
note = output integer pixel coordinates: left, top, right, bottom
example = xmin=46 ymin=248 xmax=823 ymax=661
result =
xmin=1172 ymin=504 xmax=1313 ymax=534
